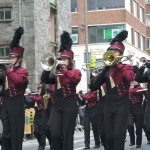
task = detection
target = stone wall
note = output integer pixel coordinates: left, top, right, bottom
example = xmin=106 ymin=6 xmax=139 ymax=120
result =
xmin=55 ymin=0 xmax=71 ymax=56
xmin=0 ymin=0 xmax=71 ymax=91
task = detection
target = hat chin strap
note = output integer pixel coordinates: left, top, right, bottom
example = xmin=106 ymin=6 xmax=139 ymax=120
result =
xmin=13 ymin=57 xmax=20 ymax=68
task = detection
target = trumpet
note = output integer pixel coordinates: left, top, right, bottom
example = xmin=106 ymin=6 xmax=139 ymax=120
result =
xmin=139 ymin=57 xmax=150 ymax=68
xmin=82 ymin=51 xmax=133 ymax=71
xmin=41 ymin=52 xmax=66 ymax=75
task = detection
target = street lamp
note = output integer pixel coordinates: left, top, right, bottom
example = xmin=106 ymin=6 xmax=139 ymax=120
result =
xmin=84 ymin=0 xmax=90 ymax=90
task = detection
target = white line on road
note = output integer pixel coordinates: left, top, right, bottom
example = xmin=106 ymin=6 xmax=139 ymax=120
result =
xmin=74 ymin=137 xmax=94 ymax=143
xmin=74 ymin=145 xmax=94 ymax=150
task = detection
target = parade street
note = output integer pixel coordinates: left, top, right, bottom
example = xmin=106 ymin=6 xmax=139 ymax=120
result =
xmin=20 ymin=132 xmax=150 ymax=150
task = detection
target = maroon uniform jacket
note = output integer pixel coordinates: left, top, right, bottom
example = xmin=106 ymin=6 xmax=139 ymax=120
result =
xmin=5 ymin=67 xmax=28 ymax=99
xmin=41 ymin=68 xmax=81 ymax=99
xmin=30 ymin=95 xmax=44 ymax=111
xmin=80 ymin=91 xmax=97 ymax=108
xmin=90 ymin=64 xmax=134 ymax=98
xmin=48 ymin=84 xmax=55 ymax=105
xmin=129 ymin=85 xmax=144 ymax=105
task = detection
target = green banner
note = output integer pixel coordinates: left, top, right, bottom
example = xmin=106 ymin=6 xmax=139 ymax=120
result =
xmin=104 ymin=29 xmax=112 ymax=39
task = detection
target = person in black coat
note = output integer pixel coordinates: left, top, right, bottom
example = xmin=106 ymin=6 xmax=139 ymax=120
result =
xmin=135 ymin=65 xmax=150 ymax=146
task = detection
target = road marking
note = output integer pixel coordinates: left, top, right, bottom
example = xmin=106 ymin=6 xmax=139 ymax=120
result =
xmin=74 ymin=137 xmax=94 ymax=143
xmin=74 ymin=145 xmax=94 ymax=150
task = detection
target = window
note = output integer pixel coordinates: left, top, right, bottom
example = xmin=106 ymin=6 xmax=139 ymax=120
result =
xmin=134 ymin=31 xmax=139 ymax=48
xmin=88 ymin=24 xmax=126 ymax=44
xmin=145 ymin=0 xmax=150 ymax=3
xmin=88 ymin=0 xmax=125 ymax=11
xmin=141 ymin=35 xmax=145 ymax=50
xmin=50 ymin=9 xmax=57 ymax=53
xmin=72 ymin=27 xmax=78 ymax=44
xmin=71 ymin=0 xmax=77 ymax=12
xmin=134 ymin=1 xmax=138 ymax=18
xmin=146 ymin=15 xmax=150 ymax=26
xmin=0 ymin=47 xmax=10 ymax=57
xmin=147 ymin=38 xmax=150 ymax=49
xmin=0 ymin=9 xmax=11 ymax=21
xmin=140 ymin=7 xmax=144 ymax=23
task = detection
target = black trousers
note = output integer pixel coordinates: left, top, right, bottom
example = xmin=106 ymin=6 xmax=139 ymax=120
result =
xmin=104 ymin=95 xmax=129 ymax=150
xmin=96 ymin=99 xmax=106 ymax=148
xmin=1 ymin=95 xmax=24 ymax=150
xmin=84 ymin=106 xmax=100 ymax=147
xmin=144 ymin=103 xmax=150 ymax=141
xmin=127 ymin=103 xmax=143 ymax=145
xmin=50 ymin=95 xmax=78 ymax=150
xmin=34 ymin=109 xmax=46 ymax=149
xmin=43 ymin=105 xmax=54 ymax=149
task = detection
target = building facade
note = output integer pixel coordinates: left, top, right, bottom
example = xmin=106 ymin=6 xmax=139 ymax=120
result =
xmin=71 ymin=0 xmax=150 ymax=91
xmin=0 ymin=0 xmax=71 ymax=90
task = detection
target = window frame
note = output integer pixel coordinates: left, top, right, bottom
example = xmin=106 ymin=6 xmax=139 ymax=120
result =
xmin=0 ymin=46 xmax=10 ymax=58
xmin=134 ymin=1 xmax=138 ymax=19
xmin=0 ymin=9 xmax=12 ymax=21
xmin=140 ymin=6 xmax=144 ymax=23
xmin=146 ymin=14 xmax=150 ymax=26
xmin=140 ymin=35 xmax=145 ymax=51
xmin=134 ymin=30 xmax=139 ymax=48
xmin=72 ymin=27 xmax=79 ymax=44
xmin=88 ymin=0 xmax=125 ymax=11
xmin=71 ymin=0 xmax=78 ymax=12
xmin=146 ymin=37 xmax=150 ymax=50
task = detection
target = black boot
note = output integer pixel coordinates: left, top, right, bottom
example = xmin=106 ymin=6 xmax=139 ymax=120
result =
xmin=94 ymin=145 xmax=100 ymax=148
xmin=147 ymin=140 xmax=150 ymax=145
xmin=83 ymin=145 xmax=90 ymax=150
xmin=136 ymin=145 xmax=141 ymax=148
xmin=129 ymin=143 xmax=135 ymax=146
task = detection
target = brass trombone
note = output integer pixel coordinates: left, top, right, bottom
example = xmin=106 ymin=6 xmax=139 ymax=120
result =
xmin=82 ymin=51 xmax=133 ymax=71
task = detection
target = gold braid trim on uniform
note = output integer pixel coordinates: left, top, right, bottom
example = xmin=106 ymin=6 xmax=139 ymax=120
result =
xmin=109 ymin=75 xmax=115 ymax=89
xmin=5 ymin=76 xmax=8 ymax=90
xmin=101 ymin=86 xmax=105 ymax=97
xmin=43 ymin=84 xmax=50 ymax=110
xmin=57 ymin=77 xmax=61 ymax=90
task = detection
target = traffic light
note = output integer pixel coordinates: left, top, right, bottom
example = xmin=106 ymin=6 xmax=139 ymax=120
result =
xmin=30 ymin=111 xmax=34 ymax=125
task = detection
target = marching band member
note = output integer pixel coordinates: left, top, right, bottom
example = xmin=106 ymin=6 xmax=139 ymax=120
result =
xmin=89 ymin=30 xmax=134 ymax=150
xmin=41 ymin=31 xmax=81 ymax=150
xmin=0 ymin=27 xmax=29 ymax=150
xmin=142 ymin=85 xmax=150 ymax=145
xmin=79 ymin=89 xmax=100 ymax=149
xmin=29 ymin=83 xmax=46 ymax=150
xmin=135 ymin=64 xmax=150 ymax=146
xmin=96 ymin=83 xmax=107 ymax=149
xmin=41 ymin=83 xmax=55 ymax=150
xmin=128 ymin=80 xmax=144 ymax=148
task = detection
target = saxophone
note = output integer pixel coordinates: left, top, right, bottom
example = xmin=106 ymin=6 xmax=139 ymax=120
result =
xmin=43 ymin=84 xmax=50 ymax=110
